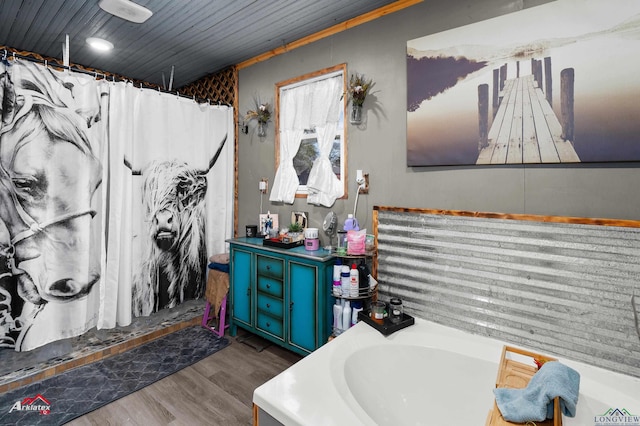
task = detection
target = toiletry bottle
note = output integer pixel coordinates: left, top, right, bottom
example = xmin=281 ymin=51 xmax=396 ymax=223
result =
xmin=357 ymin=261 xmax=369 ymax=292
xmin=333 ymin=259 xmax=342 ymax=296
xmin=343 ymin=214 xmax=359 ymax=231
xmin=333 ymin=299 xmax=342 ymax=334
xmin=351 ymin=301 xmax=363 ymax=327
xmin=349 ymin=263 xmax=359 ymax=297
xmin=340 ymin=265 xmax=350 ymax=296
xmin=342 ymin=301 xmax=351 ymax=331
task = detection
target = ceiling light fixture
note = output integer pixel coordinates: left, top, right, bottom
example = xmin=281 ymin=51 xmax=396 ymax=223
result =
xmin=98 ymin=0 xmax=153 ymax=23
xmin=86 ymin=37 xmax=114 ymax=52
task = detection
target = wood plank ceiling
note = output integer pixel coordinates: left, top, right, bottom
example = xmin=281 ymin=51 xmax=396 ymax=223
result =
xmin=0 ymin=0 xmax=401 ymax=88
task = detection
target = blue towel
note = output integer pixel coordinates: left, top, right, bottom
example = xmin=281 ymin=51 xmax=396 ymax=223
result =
xmin=494 ymin=361 xmax=580 ymax=423
xmin=208 ymin=262 xmax=229 ymax=273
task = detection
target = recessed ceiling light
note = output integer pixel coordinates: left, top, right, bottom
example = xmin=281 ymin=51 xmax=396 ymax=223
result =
xmin=86 ymin=37 xmax=114 ymax=52
xmin=98 ymin=0 xmax=153 ymax=24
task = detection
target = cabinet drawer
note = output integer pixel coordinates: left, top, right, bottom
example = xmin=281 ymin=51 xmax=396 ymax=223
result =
xmin=257 ymin=276 xmax=284 ymax=298
xmin=256 ymin=312 xmax=284 ymax=339
xmin=257 ymin=294 xmax=284 ymax=318
xmin=257 ymin=255 xmax=284 ymax=280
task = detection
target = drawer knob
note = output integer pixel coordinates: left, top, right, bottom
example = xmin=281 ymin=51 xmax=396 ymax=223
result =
xmin=266 ymin=284 xmax=271 ymax=288
xmin=266 ymin=303 xmax=271 ymax=308
xmin=266 ymin=265 xmax=271 ymax=270
xmin=266 ymin=322 xmax=270 ymax=327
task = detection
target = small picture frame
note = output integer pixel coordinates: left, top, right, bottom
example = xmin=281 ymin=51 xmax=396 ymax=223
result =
xmin=259 ymin=213 xmax=279 ymax=236
xmin=290 ymin=211 xmax=308 ymax=229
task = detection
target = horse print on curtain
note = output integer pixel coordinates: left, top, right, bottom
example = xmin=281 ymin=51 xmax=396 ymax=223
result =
xmin=0 ymin=60 xmax=104 ymax=351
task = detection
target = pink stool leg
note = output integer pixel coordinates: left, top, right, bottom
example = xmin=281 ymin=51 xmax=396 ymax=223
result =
xmin=202 ymin=302 xmax=212 ymax=328
xmin=216 ymin=295 xmax=228 ymax=338
xmin=202 ymin=295 xmax=229 ymax=338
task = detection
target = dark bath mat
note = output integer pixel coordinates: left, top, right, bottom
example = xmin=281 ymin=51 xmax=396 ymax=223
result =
xmin=0 ymin=326 xmax=229 ymax=425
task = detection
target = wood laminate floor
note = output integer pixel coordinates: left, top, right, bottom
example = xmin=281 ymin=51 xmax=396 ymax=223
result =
xmin=66 ymin=336 xmax=301 ymax=426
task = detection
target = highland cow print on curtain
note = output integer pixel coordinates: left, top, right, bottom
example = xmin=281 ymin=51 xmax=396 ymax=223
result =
xmin=104 ymin=86 xmax=233 ymax=326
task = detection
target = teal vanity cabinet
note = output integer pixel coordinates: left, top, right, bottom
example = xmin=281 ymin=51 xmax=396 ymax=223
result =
xmin=228 ymin=238 xmax=334 ymax=356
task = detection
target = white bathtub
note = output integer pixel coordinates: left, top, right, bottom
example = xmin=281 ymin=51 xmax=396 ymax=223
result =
xmin=253 ymin=318 xmax=640 ymax=425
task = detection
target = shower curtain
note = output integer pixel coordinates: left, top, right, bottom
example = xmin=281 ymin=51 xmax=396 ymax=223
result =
xmin=0 ymin=60 xmax=234 ymax=351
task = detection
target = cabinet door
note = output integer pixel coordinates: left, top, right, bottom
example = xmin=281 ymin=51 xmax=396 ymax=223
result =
xmin=288 ymin=260 xmax=318 ymax=353
xmin=231 ymin=248 xmax=252 ymax=327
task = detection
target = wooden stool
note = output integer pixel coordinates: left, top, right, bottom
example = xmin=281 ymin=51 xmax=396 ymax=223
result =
xmin=201 ymin=263 xmax=230 ymax=338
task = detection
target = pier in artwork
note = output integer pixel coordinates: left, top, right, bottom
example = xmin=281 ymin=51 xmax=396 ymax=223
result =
xmin=476 ymin=58 xmax=579 ymax=164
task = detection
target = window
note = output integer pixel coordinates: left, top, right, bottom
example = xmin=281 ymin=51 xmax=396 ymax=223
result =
xmin=293 ymin=127 xmax=343 ymax=193
xmin=273 ymin=64 xmax=347 ymax=205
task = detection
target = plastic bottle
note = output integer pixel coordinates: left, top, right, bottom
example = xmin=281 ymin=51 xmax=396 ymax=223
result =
xmin=333 ymin=299 xmax=342 ymax=334
xmin=340 ymin=265 xmax=350 ymax=296
xmin=349 ymin=263 xmax=359 ymax=297
xmin=342 ymin=301 xmax=351 ymax=331
xmin=332 ymin=259 xmax=342 ymax=296
xmin=358 ymin=261 xmax=370 ymax=291
xmin=343 ymin=214 xmax=359 ymax=231
xmin=351 ymin=301 xmax=363 ymax=327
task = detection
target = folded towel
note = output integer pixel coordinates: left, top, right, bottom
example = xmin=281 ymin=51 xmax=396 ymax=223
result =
xmin=494 ymin=361 xmax=580 ymax=423
xmin=208 ymin=262 xmax=229 ymax=273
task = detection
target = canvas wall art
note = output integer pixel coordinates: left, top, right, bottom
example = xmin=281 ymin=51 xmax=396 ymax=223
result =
xmin=406 ymin=0 xmax=640 ymax=166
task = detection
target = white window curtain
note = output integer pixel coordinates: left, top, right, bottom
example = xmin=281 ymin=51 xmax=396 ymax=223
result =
xmin=270 ymin=73 xmax=343 ymax=205
xmin=306 ymin=122 xmax=342 ymax=207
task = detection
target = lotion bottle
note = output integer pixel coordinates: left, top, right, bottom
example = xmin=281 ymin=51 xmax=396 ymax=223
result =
xmin=333 ymin=299 xmax=342 ymax=334
xmin=349 ymin=263 xmax=359 ymax=297
xmin=332 ymin=259 xmax=342 ymax=296
xmin=340 ymin=265 xmax=350 ymax=296
xmin=351 ymin=301 xmax=363 ymax=327
xmin=342 ymin=301 xmax=351 ymax=331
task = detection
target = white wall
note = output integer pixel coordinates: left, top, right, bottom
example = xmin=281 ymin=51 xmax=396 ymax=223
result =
xmin=237 ymin=0 xmax=640 ymax=239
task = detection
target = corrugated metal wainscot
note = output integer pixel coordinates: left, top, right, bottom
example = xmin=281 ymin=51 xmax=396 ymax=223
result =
xmin=373 ymin=206 xmax=640 ymax=378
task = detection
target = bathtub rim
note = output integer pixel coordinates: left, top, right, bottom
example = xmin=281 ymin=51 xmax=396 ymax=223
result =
xmin=253 ymin=317 xmax=640 ymax=426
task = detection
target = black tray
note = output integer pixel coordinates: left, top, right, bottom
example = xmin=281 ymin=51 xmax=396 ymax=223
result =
xmin=357 ymin=310 xmax=415 ymax=336
xmin=263 ymin=238 xmax=304 ymax=249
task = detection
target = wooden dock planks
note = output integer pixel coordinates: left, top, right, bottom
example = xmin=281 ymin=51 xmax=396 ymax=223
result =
xmin=477 ymin=75 xmax=579 ymax=164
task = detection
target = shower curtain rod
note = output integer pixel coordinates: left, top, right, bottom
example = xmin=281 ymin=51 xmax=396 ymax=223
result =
xmin=1 ymin=49 xmax=232 ymax=107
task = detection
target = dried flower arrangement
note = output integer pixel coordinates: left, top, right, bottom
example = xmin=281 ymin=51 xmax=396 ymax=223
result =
xmin=346 ymin=73 xmax=374 ymax=107
xmin=245 ymin=98 xmax=271 ymax=124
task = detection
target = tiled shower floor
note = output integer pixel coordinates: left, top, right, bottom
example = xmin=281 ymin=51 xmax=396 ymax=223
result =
xmin=0 ymin=299 xmax=206 ymax=392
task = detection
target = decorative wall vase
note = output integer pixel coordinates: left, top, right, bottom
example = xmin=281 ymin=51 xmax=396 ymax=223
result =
xmin=257 ymin=121 xmax=267 ymax=138
xmin=350 ymin=104 xmax=363 ymax=125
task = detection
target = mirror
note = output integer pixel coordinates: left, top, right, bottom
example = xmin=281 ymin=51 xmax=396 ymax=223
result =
xmin=275 ymin=63 xmax=347 ymax=198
